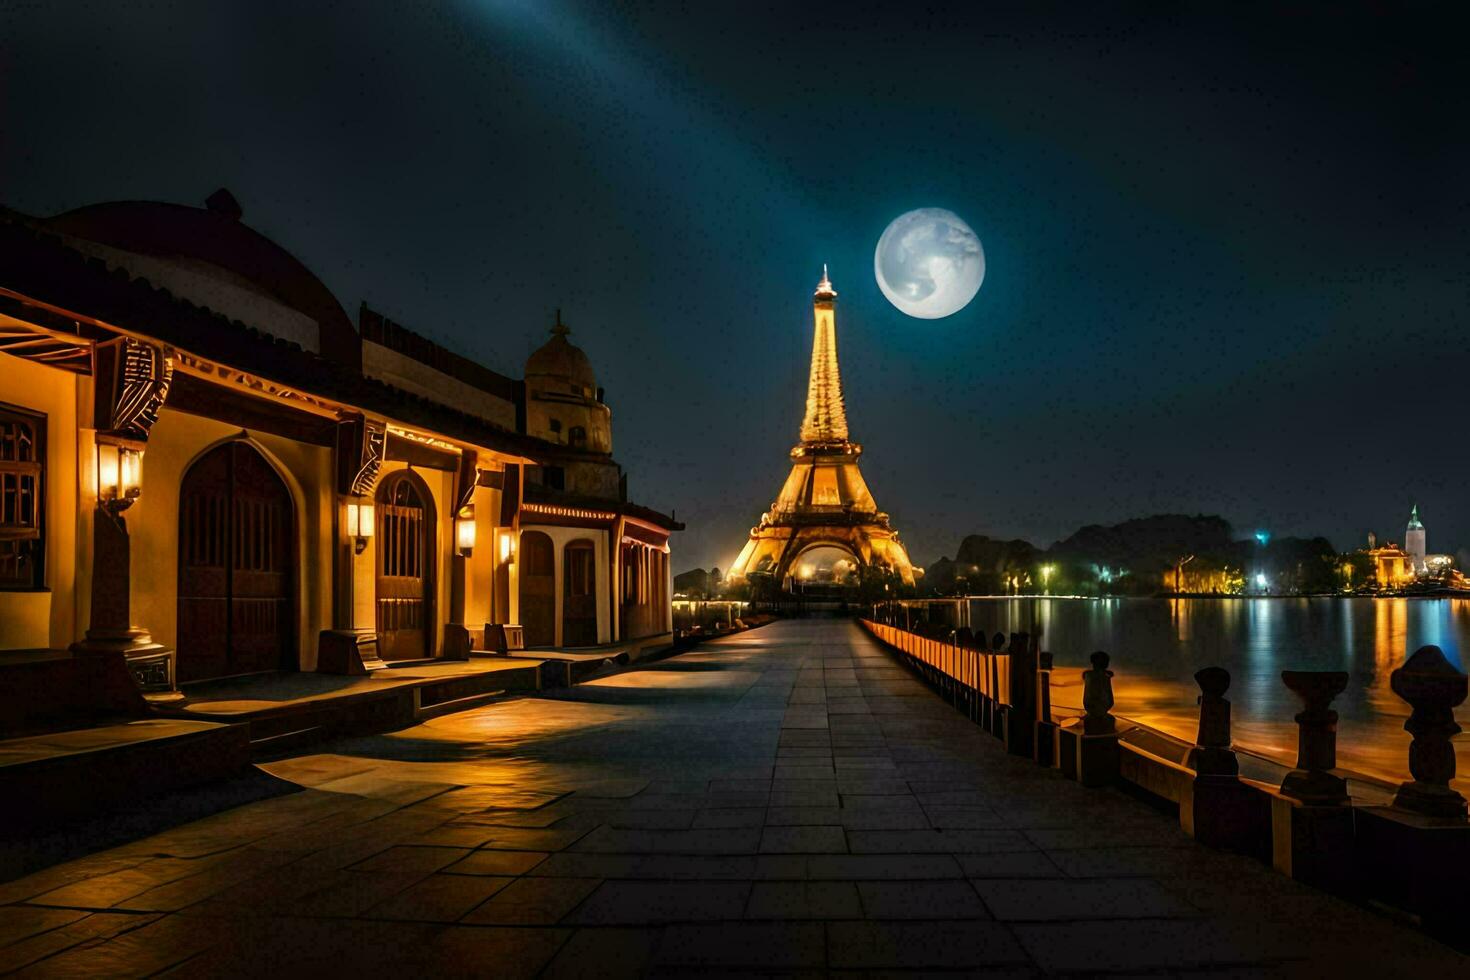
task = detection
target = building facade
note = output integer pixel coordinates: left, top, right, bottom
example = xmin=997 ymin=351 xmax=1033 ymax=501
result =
xmin=0 ymin=190 xmax=677 ymax=695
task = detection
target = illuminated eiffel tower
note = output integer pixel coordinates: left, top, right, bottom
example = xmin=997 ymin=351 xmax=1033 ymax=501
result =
xmin=726 ymin=267 xmax=916 ymax=589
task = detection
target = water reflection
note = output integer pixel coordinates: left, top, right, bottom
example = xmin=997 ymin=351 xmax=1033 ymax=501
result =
xmin=960 ymin=596 xmax=1468 ymax=792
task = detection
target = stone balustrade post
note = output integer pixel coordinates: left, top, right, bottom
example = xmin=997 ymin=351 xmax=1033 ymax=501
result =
xmin=1353 ymin=646 xmax=1469 ymax=944
xmin=1187 ymin=666 xmax=1238 ymax=777
xmin=1033 ymin=650 xmax=1057 ymax=766
xmin=1082 ymin=651 xmax=1116 ymax=735
xmin=1279 ymin=670 xmax=1350 ymax=805
xmin=1058 ymin=650 xmax=1121 ymax=786
xmin=1179 ymin=666 xmax=1267 ymax=854
xmin=1389 ymin=645 xmax=1467 ymax=821
xmin=1269 ymin=670 xmax=1353 ymax=889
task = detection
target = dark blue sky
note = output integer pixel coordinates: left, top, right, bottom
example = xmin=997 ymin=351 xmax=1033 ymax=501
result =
xmin=4 ymin=2 xmax=1468 ymax=569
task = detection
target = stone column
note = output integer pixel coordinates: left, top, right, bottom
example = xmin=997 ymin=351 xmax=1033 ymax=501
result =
xmin=1389 ymin=645 xmax=1467 ymax=820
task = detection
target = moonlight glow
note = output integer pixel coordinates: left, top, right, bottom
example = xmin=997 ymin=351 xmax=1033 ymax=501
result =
xmin=874 ymin=207 xmax=985 ymax=319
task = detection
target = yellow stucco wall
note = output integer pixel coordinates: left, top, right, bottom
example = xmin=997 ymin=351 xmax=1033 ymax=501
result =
xmin=0 ymin=353 xmax=79 ymax=651
xmin=130 ymin=409 xmax=334 ymax=669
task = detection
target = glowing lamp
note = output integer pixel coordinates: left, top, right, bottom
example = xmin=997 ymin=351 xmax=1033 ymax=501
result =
xmin=498 ymin=528 xmax=517 ymax=564
xmin=345 ymin=499 xmax=375 ymax=555
xmin=455 ymin=505 xmax=477 ymax=556
xmin=96 ymin=439 xmax=143 ymax=512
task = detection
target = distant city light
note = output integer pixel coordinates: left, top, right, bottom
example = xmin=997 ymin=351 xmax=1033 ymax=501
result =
xmin=1254 ymin=530 xmax=1271 ymax=546
xmin=1255 ymin=573 xmax=1268 ymax=589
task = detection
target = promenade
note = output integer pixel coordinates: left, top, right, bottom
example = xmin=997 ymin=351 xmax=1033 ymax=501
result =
xmin=1 ymin=619 xmax=1463 ymax=976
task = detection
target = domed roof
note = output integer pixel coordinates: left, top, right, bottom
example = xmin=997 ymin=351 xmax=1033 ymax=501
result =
xmin=526 ymin=314 xmax=596 ymax=388
xmin=45 ymin=189 xmax=356 ymax=357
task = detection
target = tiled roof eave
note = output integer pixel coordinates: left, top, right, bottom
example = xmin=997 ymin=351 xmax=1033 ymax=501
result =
xmin=0 ymin=218 xmax=550 ymax=464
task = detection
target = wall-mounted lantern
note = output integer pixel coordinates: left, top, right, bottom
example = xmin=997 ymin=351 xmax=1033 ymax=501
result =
xmin=455 ymin=505 xmax=477 ymax=556
xmin=96 ymin=437 xmax=144 ymax=513
xmin=345 ymin=498 xmax=375 ymax=555
xmin=498 ymin=528 xmax=517 ymax=565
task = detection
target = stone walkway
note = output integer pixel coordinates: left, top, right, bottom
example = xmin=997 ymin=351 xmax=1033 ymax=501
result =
xmin=0 ymin=620 xmax=1463 ymax=976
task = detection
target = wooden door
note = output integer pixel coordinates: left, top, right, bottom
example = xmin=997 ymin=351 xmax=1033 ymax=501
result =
xmin=178 ymin=442 xmax=294 ymax=682
xmin=375 ymin=471 xmax=435 ymax=660
xmin=562 ymin=539 xmax=597 ymax=647
xmin=519 ymin=531 xmax=555 ymax=647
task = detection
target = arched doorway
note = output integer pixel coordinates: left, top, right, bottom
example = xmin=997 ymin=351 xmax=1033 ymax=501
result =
xmin=519 ymin=531 xmax=555 ymax=647
xmin=178 ymin=441 xmax=295 ymax=682
xmin=375 ymin=470 xmax=436 ymax=660
xmin=562 ymin=539 xmax=597 ymax=647
xmin=788 ymin=543 xmax=862 ymax=595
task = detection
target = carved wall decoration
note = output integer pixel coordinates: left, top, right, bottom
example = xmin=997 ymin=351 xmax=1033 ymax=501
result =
xmin=336 ymin=414 xmax=386 ymax=496
xmin=94 ymin=337 xmax=173 ymax=440
xmin=453 ymin=450 xmax=479 ymax=517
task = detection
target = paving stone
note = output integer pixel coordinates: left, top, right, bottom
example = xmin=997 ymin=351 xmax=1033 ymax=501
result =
xmin=0 ymin=906 xmax=87 ymax=948
xmin=691 ymin=807 xmax=766 ymax=828
xmin=444 ymin=849 xmax=548 ymax=876
xmin=768 ymin=789 xmax=841 ymax=808
xmin=568 ymin=880 xmax=750 ymax=924
xmin=0 ymin=911 xmax=158 ymax=973
xmin=847 ymin=828 xmax=1035 ymax=854
xmin=290 ymin=870 xmax=426 ymax=917
xmin=958 ymin=850 xmax=1065 ymax=878
xmin=570 ymin=827 xmax=761 ymax=854
xmin=653 ymin=922 xmax=825 ymax=969
xmin=857 ymin=879 xmax=993 ymax=919
xmin=977 ymin=876 xmax=1208 ymax=926
xmin=922 ymin=804 xmax=1004 ymax=828
xmin=416 ymin=924 xmax=571 ymax=978
xmin=348 ymin=845 xmax=471 ymax=873
xmin=744 ymin=880 xmax=862 ymax=919
xmin=773 ymin=765 xmax=836 ymax=780
xmin=806 ymin=854 xmax=964 ymax=880
xmin=766 ymin=806 xmax=843 ymax=826
xmin=530 ymin=853 xmax=758 ymax=880
xmin=825 ymin=920 xmax=1029 ymax=969
xmin=362 ymin=872 xmax=514 ymax=921
xmin=6 ymin=911 xmax=219 ymax=977
xmin=540 ymin=927 xmax=661 ymax=979
xmin=460 ymin=876 xmax=602 ymax=924
xmin=759 ymin=825 xmax=847 ymax=854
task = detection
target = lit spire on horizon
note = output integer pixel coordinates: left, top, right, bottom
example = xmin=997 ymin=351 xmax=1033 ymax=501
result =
xmin=801 ymin=266 xmax=849 ymax=444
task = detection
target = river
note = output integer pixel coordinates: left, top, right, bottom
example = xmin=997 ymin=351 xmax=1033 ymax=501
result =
xmin=947 ymin=596 xmax=1470 ymax=792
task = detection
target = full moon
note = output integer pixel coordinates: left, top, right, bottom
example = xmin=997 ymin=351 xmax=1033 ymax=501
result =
xmin=874 ymin=207 xmax=985 ymax=319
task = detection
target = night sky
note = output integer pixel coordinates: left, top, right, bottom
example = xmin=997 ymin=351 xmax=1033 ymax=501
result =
xmin=5 ymin=2 xmax=1468 ymax=570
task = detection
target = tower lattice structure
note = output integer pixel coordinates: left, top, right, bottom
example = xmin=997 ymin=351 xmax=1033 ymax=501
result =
xmin=726 ymin=268 xmax=916 ymax=588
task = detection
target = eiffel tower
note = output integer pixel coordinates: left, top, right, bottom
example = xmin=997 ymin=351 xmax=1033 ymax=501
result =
xmin=726 ymin=267 xmax=916 ymax=589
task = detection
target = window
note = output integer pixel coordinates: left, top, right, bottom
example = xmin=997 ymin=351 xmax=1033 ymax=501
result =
xmin=549 ymin=419 xmax=562 ymax=434
xmin=568 ymin=426 xmax=587 ymax=449
xmin=0 ymin=405 xmax=44 ymax=590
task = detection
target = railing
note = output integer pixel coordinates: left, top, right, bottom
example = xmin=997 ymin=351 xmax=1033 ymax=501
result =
xmin=858 ymin=617 xmax=1469 ymax=947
